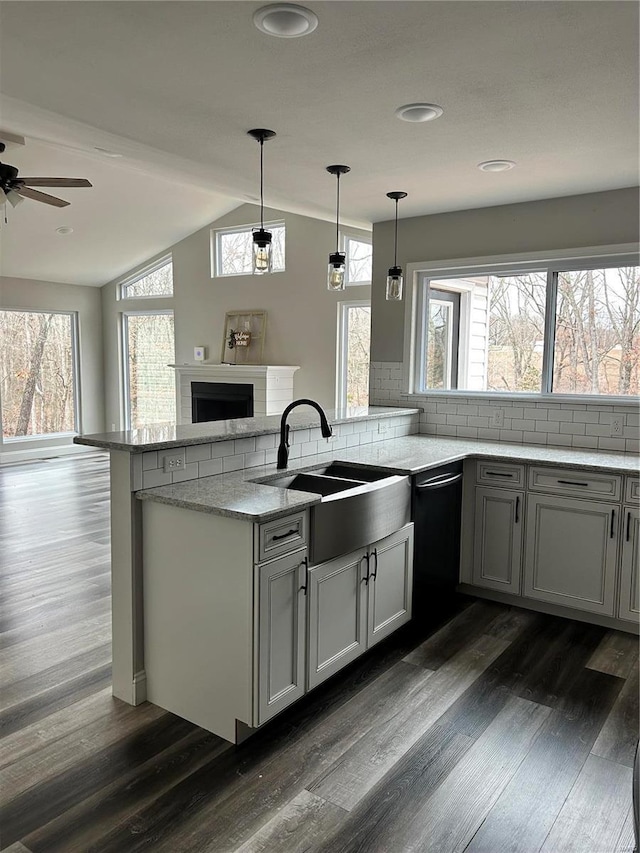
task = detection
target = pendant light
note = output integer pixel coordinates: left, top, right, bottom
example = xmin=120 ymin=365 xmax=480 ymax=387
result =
xmin=386 ymin=191 xmax=408 ymax=301
xmin=247 ymin=128 xmax=277 ymax=274
xmin=326 ymin=164 xmax=350 ymax=291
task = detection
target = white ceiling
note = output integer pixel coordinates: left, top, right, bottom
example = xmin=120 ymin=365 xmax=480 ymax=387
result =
xmin=0 ymin=1 xmax=638 ymax=287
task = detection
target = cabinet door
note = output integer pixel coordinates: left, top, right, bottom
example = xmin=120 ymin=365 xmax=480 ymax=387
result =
xmin=307 ymin=550 xmax=368 ymax=690
xmin=524 ymin=494 xmax=618 ymax=616
xmin=619 ymin=506 xmax=640 ymax=623
xmin=257 ymin=549 xmax=307 ymax=725
xmin=473 ymin=487 xmax=524 ymax=594
xmin=367 ymin=523 xmax=414 ymax=648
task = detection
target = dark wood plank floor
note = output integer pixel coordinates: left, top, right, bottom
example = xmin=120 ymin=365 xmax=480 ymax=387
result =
xmin=1 ymin=454 xmax=638 ymax=853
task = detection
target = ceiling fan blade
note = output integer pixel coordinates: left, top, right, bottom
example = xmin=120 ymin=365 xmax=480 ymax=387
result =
xmin=19 ymin=177 xmax=92 ymax=188
xmin=16 ymin=186 xmax=70 ymax=207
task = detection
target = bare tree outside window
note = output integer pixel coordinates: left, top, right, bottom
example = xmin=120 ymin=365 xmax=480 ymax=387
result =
xmin=1 ymin=310 xmax=77 ymax=438
xmin=217 ymin=225 xmax=285 ymax=276
xmin=125 ymin=313 xmax=176 ymax=428
xmin=121 ymin=259 xmax=173 ymax=298
xmin=345 ymin=237 xmax=372 ymax=285
xmin=344 ymin=305 xmax=371 ymax=406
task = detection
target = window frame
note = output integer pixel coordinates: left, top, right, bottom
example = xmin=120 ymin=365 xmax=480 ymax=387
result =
xmin=343 ymin=233 xmax=373 ymax=286
xmin=122 ymin=309 xmax=176 ymax=430
xmin=119 ymin=254 xmax=174 ymax=300
xmin=211 ymin=220 xmax=286 ymax=278
xmin=404 ymin=244 xmax=640 ymax=404
xmin=0 ymin=307 xmax=81 ymax=442
xmin=336 ymin=299 xmax=371 ymax=410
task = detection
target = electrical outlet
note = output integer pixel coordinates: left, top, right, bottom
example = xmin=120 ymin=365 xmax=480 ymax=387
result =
xmin=491 ymin=408 xmax=505 ymax=428
xmin=611 ymin=415 xmax=625 ymax=437
xmin=162 ymin=452 xmax=186 ymax=473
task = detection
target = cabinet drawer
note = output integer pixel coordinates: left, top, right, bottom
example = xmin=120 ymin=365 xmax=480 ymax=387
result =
xmin=257 ymin=511 xmax=308 ymax=563
xmin=528 ymin=466 xmax=622 ymax=501
xmin=476 ymin=461 xmax=525 ymax=489
xmin=625 ymin=477 xmax=640 ymax=505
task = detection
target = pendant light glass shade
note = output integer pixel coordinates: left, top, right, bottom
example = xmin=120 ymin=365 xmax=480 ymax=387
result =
xmin=247 ymin=128 xmax=276 ymax=275
xmin=326 ymin=165 xmax=350 ymax=291
xmin=385 ymin=191 xmax=407 ymax=301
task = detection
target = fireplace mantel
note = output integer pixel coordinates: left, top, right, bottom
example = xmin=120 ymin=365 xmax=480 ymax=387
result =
xmin=170 ymin=364 xmax=299 ymax=424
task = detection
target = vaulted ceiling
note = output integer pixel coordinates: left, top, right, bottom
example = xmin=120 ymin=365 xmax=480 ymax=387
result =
xmin=1 ymin=1 xmax=638 ymax=285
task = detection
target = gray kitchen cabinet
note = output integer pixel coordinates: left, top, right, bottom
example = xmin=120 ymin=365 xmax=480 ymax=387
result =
xmin=472 ymin=486 xmax=524 ymax=594
xmin=256 ymin=547 xmax=308 ymax=725
xmin=524 ymin=494 xmax=618 ymax=616
xmin=618 ymin=506 xmax=640 ymax=623
xmin=308 ymin=522 xmax=414 ymax=689
xmin=307 ymin=549 xmax=368 ymax=689
xmin=367 ymin=524 xmax=414 ymax=647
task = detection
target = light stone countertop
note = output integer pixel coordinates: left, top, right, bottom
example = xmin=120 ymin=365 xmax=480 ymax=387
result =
xmin=136 ymin=434 xmax=640 ymax=523
xmin=73 ymin=406 xmax=419 ymax=453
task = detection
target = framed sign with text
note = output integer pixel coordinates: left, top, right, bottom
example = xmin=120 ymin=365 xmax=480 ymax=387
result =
xmin=221 ymin=310 xmax=267 ymax=364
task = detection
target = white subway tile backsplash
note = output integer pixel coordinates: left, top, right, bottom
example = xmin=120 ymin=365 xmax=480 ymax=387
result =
xmin=142 ymin=451 xmax=159 ymax=470
xmin=244 ymin=450 xmax=266 ymax=468
xmin=560 ymin=422 xmax=586 ymax=435
xmin=572 ymin=411 xmax=601 ymax=424
xmin=346 ymin=433 xmax=361 ymax=447
xmin=256 ymin=433 xmax=277 ymax=451
xmin=198 ymin=458 xmax=223 ymax=477
xmin=185 ymin=444 xmax=212 ymax=464
xmin=598 ymin=437 xmax=627 ymax=452
xmin=223 ymin=455 xmax=245 ymax=473
xmin=142 ymin=468 xmax=173 ymax=489
xmin=211 ymin=440 xmax=234 ymax=458
xmin=234 ymin=437 xmax=256 ymax=454
xmin=172 ymin=462 xmax=199 ymax=483
xmin=571 ymin=435 xmax=599 ymax=449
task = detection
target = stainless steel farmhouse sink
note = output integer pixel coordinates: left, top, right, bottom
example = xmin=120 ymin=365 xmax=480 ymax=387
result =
xmin=257 ymin=463 xmax=411 ymax=564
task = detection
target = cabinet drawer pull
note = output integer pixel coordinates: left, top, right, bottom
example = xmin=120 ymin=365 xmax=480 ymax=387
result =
xmin=298 ymin=557 xmax=308 ymax=595
xmin=626 ymin=511 xmax=631 ymax=542
xmin=271 ymin=528 xmax=299 ymax=542
xmin=610 ymin=509 xmax=616 ymax=539
xmin=515 ymin=495 xmax=520 ymax=524
xmin=557 ymin=479 xmax=589 ymax=487
xmin=486 ymin=471 xmax=514 ymax=478
xmin=370 ymin=548 xmax=379 ymax=581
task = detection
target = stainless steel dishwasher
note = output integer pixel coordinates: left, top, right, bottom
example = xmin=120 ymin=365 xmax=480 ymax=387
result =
xmin=412 ymin=462 xmax=463 ymax=614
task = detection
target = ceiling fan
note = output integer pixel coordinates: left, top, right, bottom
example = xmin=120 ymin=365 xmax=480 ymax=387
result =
xmin=0 ymin=142 xmax=92 ymax=209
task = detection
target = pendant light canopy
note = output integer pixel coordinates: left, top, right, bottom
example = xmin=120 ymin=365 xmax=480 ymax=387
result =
xmin=326 ymin=164 xmax=350 ymax=291
xmin=386 ymin=191 xmax=408 ymax=301
xmin=247 ymin=128 xmax=277 ymax=274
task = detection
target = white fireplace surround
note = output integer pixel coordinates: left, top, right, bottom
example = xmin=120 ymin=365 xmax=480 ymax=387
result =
xmin=170 ymin=364 xmax=300 ymax=424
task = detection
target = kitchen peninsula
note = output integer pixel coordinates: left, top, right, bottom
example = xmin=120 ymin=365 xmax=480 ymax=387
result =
xmin=76 ymin=406 xmax=639 ymax=743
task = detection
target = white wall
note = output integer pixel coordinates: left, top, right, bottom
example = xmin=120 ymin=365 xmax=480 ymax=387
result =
xmin=0 ymin=275 xmax=105 ymax=456
xmin=102 ymin=204 xmax=371 ymax=430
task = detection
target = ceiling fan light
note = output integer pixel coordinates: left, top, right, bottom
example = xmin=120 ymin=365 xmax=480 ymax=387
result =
xmin=6 ymin=189 xmax=24 ymax=208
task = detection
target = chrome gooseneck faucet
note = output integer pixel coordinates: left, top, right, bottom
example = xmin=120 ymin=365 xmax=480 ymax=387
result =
xmin=277 ymin=399 xmax=333 ymax=469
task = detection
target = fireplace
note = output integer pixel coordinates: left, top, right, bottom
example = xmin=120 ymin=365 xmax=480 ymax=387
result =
xmin=191 ymin=382 xmax=254 ymax=423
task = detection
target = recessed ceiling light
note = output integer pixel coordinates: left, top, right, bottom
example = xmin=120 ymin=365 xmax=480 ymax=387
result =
xmin=56 ymin=226 xmax=74 ymax=235
xmin=395 ymin=103 xmax=444 ymax=123
xmin=253 ymin=4 xmax=318 ymax=38
xmin=478 ymin=160 xmax=516 ymax=172
xmin=94 ymin=147 xmax=123 ymax=158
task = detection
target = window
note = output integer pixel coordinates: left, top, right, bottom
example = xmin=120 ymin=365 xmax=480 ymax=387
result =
xmin=337 ymin=301 xmax=371 ymax=409
xmin=213 ymin=223 xmax=285 ymax=276
xmin=0 ymin=310 xmax=79 ymax=439
xmin=414 ymin=254 xmax=639 ymax=398
xmin=344 ymin=235 xmax=372 ymax=285
xmin=123 ymin=312 xmax=176 ymax=429
xmin=120 ymin=256 xmax=173 ymax=299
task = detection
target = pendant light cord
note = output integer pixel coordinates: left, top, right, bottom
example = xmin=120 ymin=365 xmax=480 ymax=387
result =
xmin=335 ymin=173 xmax=340 ymax=252
xmin=260 ymin=138 xmax=265 ymax=231
xmin=394 ymin=198 xmax=399 ymax=266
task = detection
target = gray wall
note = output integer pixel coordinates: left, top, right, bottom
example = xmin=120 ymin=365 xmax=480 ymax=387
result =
xmin=371 ymin=187 xmax=640 ymax=362
xmin=0 ymin=275 xmax=105 ymax=450
xmin=102 ymin=203 xmax=371 ymax=429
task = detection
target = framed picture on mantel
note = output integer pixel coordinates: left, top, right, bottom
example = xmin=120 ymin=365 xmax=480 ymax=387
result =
xmin=221 ymin=310 xmax=267 ymax=365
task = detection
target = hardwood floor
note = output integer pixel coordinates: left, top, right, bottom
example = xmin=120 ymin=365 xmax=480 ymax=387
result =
xmin=1 ymin=454 xmax=637 ymax=853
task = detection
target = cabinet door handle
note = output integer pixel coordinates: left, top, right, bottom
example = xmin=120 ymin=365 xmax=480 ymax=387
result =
xmin=370 ymin=548 xmax=379 ymax=581
xmin=626 ymin=511 xmax=632 ymax=542
xmin=557 ymin=479 xmax=589 ymax=487
xmin=272 ymin=528 xmax=299 ymax=542
xmin=610 ymin=510 xmax=616 ymax=539
xmin=298 ymin=557 xmax=308 ymax=595
xmin=515 ymin=495 xmax=520 ymax=524
xmin=486 ymin=471 xmax=514 ymax=478
xmin=362 ymin=553 xmax=370 ymax=585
